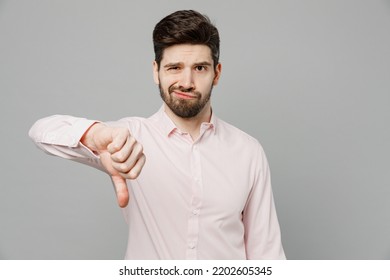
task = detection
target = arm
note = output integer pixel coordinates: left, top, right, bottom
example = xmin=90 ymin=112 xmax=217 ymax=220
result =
xmin=243 ymin=145 xmax=286 ymax=259
xmin=28 ymin=115 xmax=100 ymax=163
xmin=29 ymin=115 xmax=146 ymax=207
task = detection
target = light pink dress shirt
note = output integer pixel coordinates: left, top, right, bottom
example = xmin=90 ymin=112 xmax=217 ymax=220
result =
xmin=29 ymin=106 xmax=285 ymax=260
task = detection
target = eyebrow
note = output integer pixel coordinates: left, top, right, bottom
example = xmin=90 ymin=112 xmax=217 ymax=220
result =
xmin=193 ymin=61 xmax=212 ymax=67
xmin=163 ymin=62 xmax=181 ymax=69
xmin=163 ymin=61 xmax=213 ymax=68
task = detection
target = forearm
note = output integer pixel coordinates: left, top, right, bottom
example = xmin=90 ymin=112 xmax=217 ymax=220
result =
xmin=29 ymin=115 xmax=102 ymax=165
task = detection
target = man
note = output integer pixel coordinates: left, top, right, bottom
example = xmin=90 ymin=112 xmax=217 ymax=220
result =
xmin=29 ymin=10 xmax=285 ymax=259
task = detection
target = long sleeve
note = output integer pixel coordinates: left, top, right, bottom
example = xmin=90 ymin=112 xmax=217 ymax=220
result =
xmin=28 ymin=115 xmax=105 ymax=171
xmin=242 ymin=145 xmax=286 ymax=259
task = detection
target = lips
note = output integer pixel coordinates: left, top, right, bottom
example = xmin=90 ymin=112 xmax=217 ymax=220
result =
xmin=173 ymin=91 xmax=197 ymax=99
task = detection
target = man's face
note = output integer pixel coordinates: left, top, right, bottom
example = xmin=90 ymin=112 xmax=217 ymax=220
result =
xmin=153 ymin=44 xmax=221 ymax=119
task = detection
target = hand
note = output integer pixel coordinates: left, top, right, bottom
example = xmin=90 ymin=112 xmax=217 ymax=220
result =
xmin=81 ymin=123 xmax=146 ymax=207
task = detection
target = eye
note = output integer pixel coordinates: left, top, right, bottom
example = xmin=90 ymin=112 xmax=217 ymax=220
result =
xmin=166 ymin=66 xmax=181 ymax=73
xmin=195 ymin=65 xmax=206 ymax=71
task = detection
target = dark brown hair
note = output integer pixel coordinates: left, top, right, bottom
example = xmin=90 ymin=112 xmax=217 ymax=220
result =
xmin=153 ymin=10 xmax=220 ymax=69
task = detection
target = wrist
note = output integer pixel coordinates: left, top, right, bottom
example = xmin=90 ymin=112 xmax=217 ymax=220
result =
xmin=80 ymin=122 xmax=105 ymax=152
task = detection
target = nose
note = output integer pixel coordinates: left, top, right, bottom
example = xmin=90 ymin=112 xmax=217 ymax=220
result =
xmin=178 ymin=68 xmax=194 ymax=90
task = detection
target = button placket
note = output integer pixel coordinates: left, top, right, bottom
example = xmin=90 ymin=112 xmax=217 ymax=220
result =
xmin=185 ymin=143 xmax=203 ymax=259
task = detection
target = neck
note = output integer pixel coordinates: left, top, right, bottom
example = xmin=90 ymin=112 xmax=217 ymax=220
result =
xmin=164 ymin=103 xmax=212 ymax=140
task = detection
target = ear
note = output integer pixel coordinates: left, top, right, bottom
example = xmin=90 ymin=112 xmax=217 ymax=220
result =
xmin=153 ymin=61 xmax=160 ymax=85
xmin=213 ymin=63 xmax=222 ymax=86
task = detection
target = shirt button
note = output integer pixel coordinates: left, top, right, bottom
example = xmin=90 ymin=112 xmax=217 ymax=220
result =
xmin=188 ymin=242 xmax=196 ymax=249
xmin=192 ymin=209 xmax=200 ymax=215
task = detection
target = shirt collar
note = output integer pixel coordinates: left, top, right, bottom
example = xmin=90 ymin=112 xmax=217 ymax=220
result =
xmin=150 ymin=105 xmax=217 ymax=137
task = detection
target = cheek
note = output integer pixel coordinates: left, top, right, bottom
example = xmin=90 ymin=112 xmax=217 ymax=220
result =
xmin=159 ymin=74 xmax=177 ymax=88
xmin=158 ymin=79 xmax=176 ymax=95
xmin=197 ymin=76 xmax=215 ymax=90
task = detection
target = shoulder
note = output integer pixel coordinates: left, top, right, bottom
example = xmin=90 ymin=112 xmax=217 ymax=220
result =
xmin=216 ymin=117 xmax=263 ymax=150
xmin=215 ymin=117 xmax=269 ymax=179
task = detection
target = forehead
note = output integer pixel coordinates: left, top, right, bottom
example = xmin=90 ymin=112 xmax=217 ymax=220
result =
xmin=161 ymin=44 xmax=213 ymax=65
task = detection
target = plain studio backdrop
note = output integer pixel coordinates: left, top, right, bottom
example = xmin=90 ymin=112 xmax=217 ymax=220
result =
xmin=0 ymin=0 xmax=389 ymax=259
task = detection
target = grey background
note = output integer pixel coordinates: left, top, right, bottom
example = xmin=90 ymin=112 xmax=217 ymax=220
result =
xmin=1 ymin=0 xmax=389 ymax=259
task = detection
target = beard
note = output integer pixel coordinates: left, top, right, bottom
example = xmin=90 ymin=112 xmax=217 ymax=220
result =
xmin=159 ymin=84 xmax=212 ymax=119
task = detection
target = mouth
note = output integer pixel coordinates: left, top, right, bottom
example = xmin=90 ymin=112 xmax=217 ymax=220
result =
xmin=172 ymin=91 xmax=198 ymax=100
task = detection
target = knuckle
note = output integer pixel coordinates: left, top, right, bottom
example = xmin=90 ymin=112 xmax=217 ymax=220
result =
xmin=134 ymin=143 xmax=143 ymax=154
xmin=115 ymin=151 xmax=126 ymax=162
xmin=119 ymin=163 xmax=130 ymax=173
xmin=111 ymin=143 xmax=121 ymax=151
xmin=128 ymin=170 xmax=139 ymax=179
xmin=138 ymin=154 xmax=146 ymax=166
xmin=128 ymin=136 xmax=136 ymax=146
xmin=123 ymin=127 xmax=130 ymax=135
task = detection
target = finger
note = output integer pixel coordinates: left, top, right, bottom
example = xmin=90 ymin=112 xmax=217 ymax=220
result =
xmin=110 ymin=136 xmax=136 ymax=163
xmin=129 ymin=153 xmax=146 ymax=179
xmin=112 ymin=142 xmax=143 ymax=174
xmin=119 ymin=153 xmax=146 ymax=180
xmin=111 ymin=174 xmax=129 ymax=208
xmin=107 ymin=128 xmax=129 ymax=154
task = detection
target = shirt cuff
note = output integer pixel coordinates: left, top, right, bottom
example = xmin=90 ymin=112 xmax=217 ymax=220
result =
xmin=72 ymin=119 xmax=99 ymax=147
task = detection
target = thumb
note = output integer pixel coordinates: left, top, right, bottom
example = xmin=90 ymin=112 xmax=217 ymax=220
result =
xmin=111 ymin=174 xmax=129 ymax=208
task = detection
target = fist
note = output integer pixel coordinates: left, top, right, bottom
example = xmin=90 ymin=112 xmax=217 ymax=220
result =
xmin=82 ymin=123 xmax=146 ymax=207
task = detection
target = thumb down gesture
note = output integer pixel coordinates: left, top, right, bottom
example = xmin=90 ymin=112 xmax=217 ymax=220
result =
xmin=81 ymin=123 xmax=146 ymax=207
